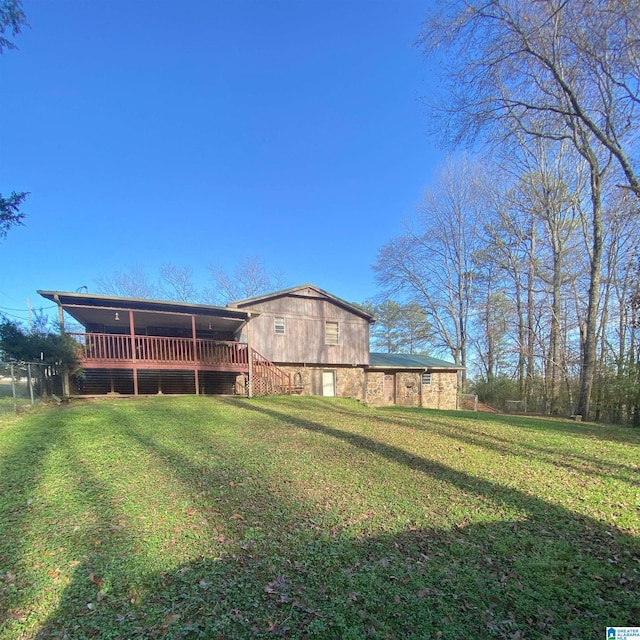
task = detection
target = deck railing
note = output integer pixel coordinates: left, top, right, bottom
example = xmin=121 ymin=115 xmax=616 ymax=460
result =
xmin=73 ymin=333 xmax=133 ymax=361
xmin=198 ymin=339 xmax=248 ymax=366
xmin=69 ymin=333 xmax=290 ymax=395
xmin=70 ymin=333 xmax=248 ymax=368
xmin=251 ymin=348 xmax=291 ymax=395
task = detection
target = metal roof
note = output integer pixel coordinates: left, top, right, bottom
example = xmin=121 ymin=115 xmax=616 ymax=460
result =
xmin=38 ymin=290 xmax=250 ymax=319
xmin=37 ymin=290 xmax=251 ymax=332
xmin=369 ymin=352 xmax=462 ymax=370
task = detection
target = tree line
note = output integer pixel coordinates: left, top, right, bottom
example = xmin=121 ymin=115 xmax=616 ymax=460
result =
xmin=374 ymin=0 xmax=640 ymax=423
xmin=374 ymin=152 xmax=640 ymax=424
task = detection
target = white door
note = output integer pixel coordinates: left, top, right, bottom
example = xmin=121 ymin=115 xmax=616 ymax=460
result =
xmin=322 ymin=370 xmax=335 ymax=396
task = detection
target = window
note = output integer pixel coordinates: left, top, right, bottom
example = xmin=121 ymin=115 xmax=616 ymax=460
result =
xmin=422 ymin=372 xmax=432 ymax=385
xmin=274 ymin=317 xmax=285 ymax=335
xmin=325 ymin=321 xmax=339 ymax=345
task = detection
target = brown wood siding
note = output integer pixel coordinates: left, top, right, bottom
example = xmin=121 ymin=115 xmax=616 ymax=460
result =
xmin=245 ymin=295 xmax=370 ymax=365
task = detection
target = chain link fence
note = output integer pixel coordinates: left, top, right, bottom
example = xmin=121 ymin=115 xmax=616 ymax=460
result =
xmin=0 ymin=362 xmax=63 ymax=415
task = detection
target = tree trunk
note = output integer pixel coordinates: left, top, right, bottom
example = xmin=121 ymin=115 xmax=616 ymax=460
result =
xmin=526 ymin=216 xmax=536 ymax=407
xmin=577 ymin=161 xmax=603 ymax=421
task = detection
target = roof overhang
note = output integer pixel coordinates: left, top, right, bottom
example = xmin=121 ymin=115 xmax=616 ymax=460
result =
xmin=38 ymin=291 xmax=253 ymax=333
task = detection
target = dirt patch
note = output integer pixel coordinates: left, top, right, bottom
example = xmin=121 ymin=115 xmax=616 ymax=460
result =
xmin=461 ymin=398 xmax=501 ymax=413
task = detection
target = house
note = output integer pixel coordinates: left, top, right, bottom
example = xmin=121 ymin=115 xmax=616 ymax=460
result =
xmin=38 ymin=284 xmax=462 ymax=408
xmin=227 ymin=285 xmax=373 ymax=399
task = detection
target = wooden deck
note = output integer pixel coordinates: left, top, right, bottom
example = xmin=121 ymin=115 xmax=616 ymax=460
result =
xmin=71 ymin=332 xmax=249 ymax=371
xmin=70 ymin=333 xmax=291 ymax=396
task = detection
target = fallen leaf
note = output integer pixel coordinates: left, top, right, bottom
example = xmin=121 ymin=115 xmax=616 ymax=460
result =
xmin=160 ymin=613 xmax=180 ymax=635
xmin=88 ymin=572 xmax=104 ymax=588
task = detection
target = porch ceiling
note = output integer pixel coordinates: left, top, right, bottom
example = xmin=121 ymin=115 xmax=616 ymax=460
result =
xmin=38 ymin=291 xmax=252 ymax=333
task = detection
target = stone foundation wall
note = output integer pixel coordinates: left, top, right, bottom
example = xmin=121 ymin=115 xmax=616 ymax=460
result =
xmin=396 ymin=371 xmax=421 ymax=407
xmin=365 ymin=371 xmax=385 ymax=406
xmin=336 ymin=367 xmax=366 ymax=400
xmin=421 ymin=371 xmax=458 ymax=410
xmin=276 ymin=365 xmax=366 ymax=401
xmin=364 ymin=370 xmax=459 ymax=410
xmin=274 ymin=365 xmax=458 ymax=410
xmin=277 ymin=366 xmax=312 ymax=395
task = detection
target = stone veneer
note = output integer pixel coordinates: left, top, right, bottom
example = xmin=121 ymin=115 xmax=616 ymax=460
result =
xmin=276 ymin=365 xmax=366 ymax=401
xmin=336 ymin=367 xmax=366 ymax=400
xmin=420 ymin=371 xmax=458 ymax=410
xmin=365 ymin=371 xmax=385 ymax=406
xmin=365 ymin=370 xmax=458 ymax=410
xmin=396 ymin=372 xmax=421 ymax=407
xmin=274 ymin=365 xmax=458 ymax=410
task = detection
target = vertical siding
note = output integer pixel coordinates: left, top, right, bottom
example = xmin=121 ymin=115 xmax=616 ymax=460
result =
xmin=243 ymin=295 xmax=370 ymax=365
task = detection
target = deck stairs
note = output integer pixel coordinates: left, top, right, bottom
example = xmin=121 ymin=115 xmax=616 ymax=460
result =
xmin=244 ymin=348 xmax=291 ymax=397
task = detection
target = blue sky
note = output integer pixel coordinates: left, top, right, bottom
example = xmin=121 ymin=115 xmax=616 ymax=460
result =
xmin=1 ymin=0 xmax=444 ymax=323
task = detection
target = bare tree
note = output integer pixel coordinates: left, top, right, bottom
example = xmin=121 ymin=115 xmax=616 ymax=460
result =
xmin=589 ymin=190 xmax=640 ymax=420
xmin=208 ymin=255 xmax=288 ymax=304
xmin=158 ymin=263 xmax=199 ymax=302
xmin=481 ymin=176 xmax=535 ymax=397
xmin=374 ymin=156 xmax=485 ymax=386
xmin=470 ymin=262 xmax=513 ymax=382
xmin=419 ymin=0 xmax=640 ymax=197
xmin=94 ymin=266 xmax=159 ymax=299
xmin=516 ymin=140 xmax=584 ymax=413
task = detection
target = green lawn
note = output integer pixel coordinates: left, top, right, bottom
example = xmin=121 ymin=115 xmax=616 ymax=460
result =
xmin=0 ymin=397 xmax=638 ymax=639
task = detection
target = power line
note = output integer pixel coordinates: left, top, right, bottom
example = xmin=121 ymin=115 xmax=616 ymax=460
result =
xmin=0 ymin=310 xmax=32 ymax=321
xmin=0 ymin=304 xmax=57 ymax=312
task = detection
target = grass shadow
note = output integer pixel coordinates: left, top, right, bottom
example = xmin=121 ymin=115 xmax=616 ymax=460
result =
xmin=364 ymin=408 xmax=640 ymax=488
xmin=437 ymin=408 xmax=640 ymax=445
xmin=2 ymin=397 xmax=638 ymax=639
xmin=0 ymin=407 xmax=75 ymax=628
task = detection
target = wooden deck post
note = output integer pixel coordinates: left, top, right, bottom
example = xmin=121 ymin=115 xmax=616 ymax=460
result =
xmin=55 ymin=295 xmax=70 ymax=399
xmin=192 ymin=315 xmax=199 ymax=395
xmin=129 ymin=310 xmax=138 ymax=396
xmin=246 ymin=316 xmax=253 ymax=398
